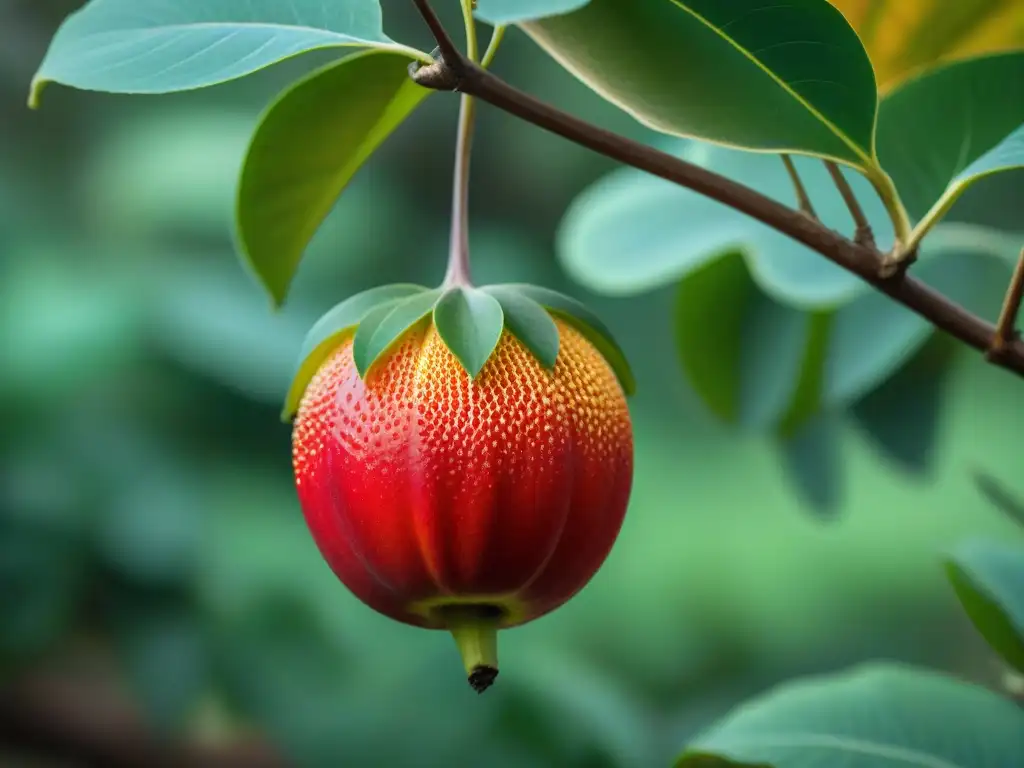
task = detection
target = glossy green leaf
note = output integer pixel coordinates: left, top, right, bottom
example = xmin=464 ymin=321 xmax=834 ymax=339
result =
xmin=482 ymin=285 xmax=560 ymax=369
xmin=352 ymin=289 xmax=442 ymax=378
xmin=282 ymin=284 xmax=429 ymax=420
xmin=237 ymin=50 xmax=432 ymax=306
xmin=30 ymin=0 xmax=429 ymax=105
xmin=476 ymin=0 xmax=590 ymax=24
xmin=947 ymin=539 xmax=1024 ymax=674
xmin=433 ymin=287 xmax=505 ymax=379
xmin=558 ymin=141 xmax=894 ymax=307
xmin=523 ymin=0 xmax=878 ymax=164
xmin=505 ymin=284 xmax=635 ymax=395
xmin=677 ymin=663 xmax=1024 ymax=766
xmin=973 ymin=472 xmax=1024 ymax=530
xmin=876 ymin=52 xmax=1024 ymax=225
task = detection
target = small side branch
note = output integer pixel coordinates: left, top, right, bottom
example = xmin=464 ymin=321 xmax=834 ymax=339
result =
xmin=824 ymin=160 xmax=874 ymax=249
xmin=408 ymin=0 xmax=1024 ymax=380
xmin=781 ymin=155 xmax=817 ymax=219
xmin=988 ymin=248 xmax=1024 ymax=361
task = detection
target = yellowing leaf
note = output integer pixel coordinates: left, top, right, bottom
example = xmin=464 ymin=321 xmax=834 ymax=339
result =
xmin=830 ymin=0 xmax=1024 ymax=91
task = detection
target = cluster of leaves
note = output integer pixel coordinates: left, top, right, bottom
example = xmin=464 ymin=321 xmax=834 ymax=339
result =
xmin=675 ymin=471 xmax=1024 ymax=767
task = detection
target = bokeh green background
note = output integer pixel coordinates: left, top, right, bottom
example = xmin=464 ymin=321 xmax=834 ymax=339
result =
xmin=1 ymin=2 xmax=1022 ymax=766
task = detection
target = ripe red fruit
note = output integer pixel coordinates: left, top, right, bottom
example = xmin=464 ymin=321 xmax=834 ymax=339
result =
xmin=292 ymin=317 xmax=633 ymax=692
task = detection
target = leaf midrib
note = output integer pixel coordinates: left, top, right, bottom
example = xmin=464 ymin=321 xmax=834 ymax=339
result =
xmin=704 ymin=732 xmax=964 ymax=768
xmin=667 ymin=0 xmax=875 ymax=166
xmin=49 ymin=20 xmax=405 ymax=50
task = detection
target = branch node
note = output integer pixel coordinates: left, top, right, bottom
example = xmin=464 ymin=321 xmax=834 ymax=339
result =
xmin=409 ymin=53 xmax=461 ymax=91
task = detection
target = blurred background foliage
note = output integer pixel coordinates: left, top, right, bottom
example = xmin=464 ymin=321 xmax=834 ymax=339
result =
xmin=1 ymin=1 xmax=1023 ymax=766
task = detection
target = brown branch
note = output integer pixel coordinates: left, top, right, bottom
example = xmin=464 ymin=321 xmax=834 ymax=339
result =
xmin=0 ymin=672 xmax=286 ymax=768
xmin=408 ymin=0 xmax=1024 ymax=379
xmin=824 ymin=160 xmax=874 ymax=248
xmin=988 ymin=247 xmax=1024 ymax=361
xmin=781 ymin=154 xmax=817 ymax=219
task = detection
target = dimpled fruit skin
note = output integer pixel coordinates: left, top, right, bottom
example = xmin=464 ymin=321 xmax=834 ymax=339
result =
xmin=292 ymin=318 xmax=633 ymax=630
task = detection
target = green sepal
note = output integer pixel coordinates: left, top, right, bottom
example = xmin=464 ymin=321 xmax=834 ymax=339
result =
xmin=280 ymin=283 xmax=428 ymax=421
xmin=352 ymin=288 xmax=443 ymax=378
xmin=482 ymin=285 xmax=560 ymax=370
xmin=495 ymin=284 xmax=635 ymax=395
xmin=433 ymin=287 xmax=505 ymax=379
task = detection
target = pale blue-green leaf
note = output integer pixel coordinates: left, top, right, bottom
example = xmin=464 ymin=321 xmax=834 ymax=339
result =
xmin=947 ymin=538 xmax=1024 ymax=675
xmin=823 ymin=223 xmax=1018 ymax=405
xmin=30 ymin=0 xmax=429 ymax=104
xmin=482 ymin=285 xmax=560 ymax=369
xmin=677 ymin=663 xmax=1024 ymax=767
xmin=237 ymin=50 xmax=432 ymax=306
xmin=476 ymin=0 xmax=590 ymax=25
xmin=433 ymin=287 xmax=505 ymax=378
xmin=557 ymin=140 xmax=893 ymax=307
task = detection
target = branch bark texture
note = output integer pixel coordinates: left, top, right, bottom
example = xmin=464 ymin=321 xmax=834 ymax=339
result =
xmin=409 ymin=0 xmax=1024 ymax=378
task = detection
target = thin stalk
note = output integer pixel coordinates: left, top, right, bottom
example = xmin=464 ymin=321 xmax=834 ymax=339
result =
xmin=481 ymin=25 xmax=506 ymax=69
xmin=825 ymin=160 xmax=874 ymax=247
xmin=781 ymin=154 xmax=817 ymax=218
xmin=443 ymin=0 xmax=480 ymax=287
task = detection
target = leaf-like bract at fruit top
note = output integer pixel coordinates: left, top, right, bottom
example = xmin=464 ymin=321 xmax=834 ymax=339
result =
xmin=946 ymin=538 xmax=1024 ymax=675
xmin=499 ymin=284 xmax=635 ymax=395
xmin=481 ymin=286 xmax=560 ymax=370
xmin=676 ymin=662 xmax=1024 ymax=767
xmin=29 ymin=0 xmax=429 ymax=105
xmin=237 ymin=50 xmax=433 ymax=307
xmin=352 ymin=289 xmax=444 ymax=378
xmin=876 ymin=52 xmax=1024 ymax=225
xmin=433 ymin=288 xmax=505 ymax=379
xmin=522 ymin=0 xmax=878 ymax=166
xmin=282 ymin=284 xmax=429 ymax=421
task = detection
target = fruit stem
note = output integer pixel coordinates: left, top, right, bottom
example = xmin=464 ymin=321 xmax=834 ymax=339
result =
xmin=443 ymin=0 xmax=480 ymax=289
xmin=441 ymin=605 xmax=500 ymax=693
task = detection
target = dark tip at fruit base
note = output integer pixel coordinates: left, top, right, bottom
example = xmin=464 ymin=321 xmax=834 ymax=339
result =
xmin=468 ymin=665 xmax=498 ymax=694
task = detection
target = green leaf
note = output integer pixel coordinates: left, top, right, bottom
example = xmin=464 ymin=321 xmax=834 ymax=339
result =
xmin=433 ymin=287 xmax=505 ymax=379
xmin=504 ymin=284 xmax=635 ymax=395
xmin=282 ymin=284 xmax=428 ymax=420
xmin=29 ymin=0 xmax=429 ymax=105
xmin=850 ymin=335 xmax=955 ymax=476
xmin=671 ymin=251 xmax=807 ymax=428
xmin=476 ymin=0 xmax=590 ymax=24
xmin=778 ymin=414 xmax=844 ymax=518
xmin=523 ymin=0 xmax=878 ymax=164
xmin=237 ymin=50 xmax=432 ymax=306
xmin=947 ymin=539 xmax=1024 ymax=675
xmin=482 ymin=285 xmax=560 ymax=369
xmin=352 ymin=289 xmax=442 ymax=378
xmin=972 ymin=472 xmax=1024 ymax=530
xmin=676 ymin=663 xmax=1024 ymax=767
xmin=876 ymin=52 xmax=1024 ymax=225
